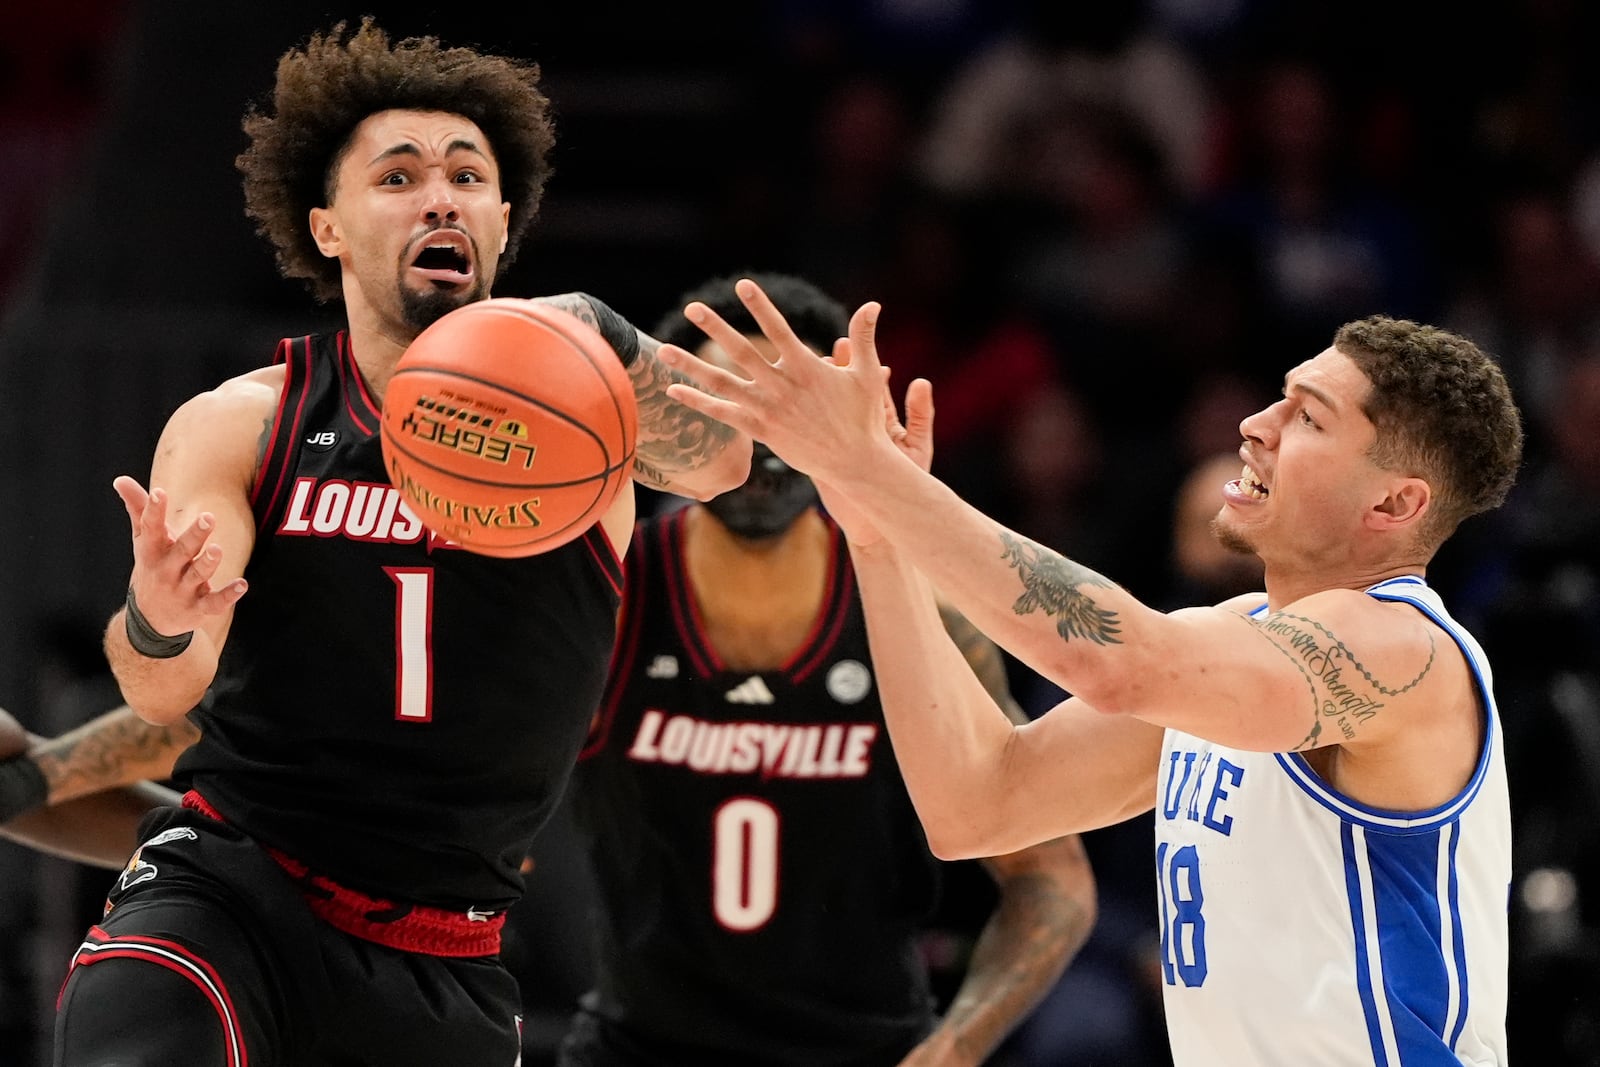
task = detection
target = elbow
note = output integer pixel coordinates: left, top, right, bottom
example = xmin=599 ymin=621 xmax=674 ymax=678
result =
xmin=923 ymin=818 xmax=1008 ymax=862
xmin=128 ymin=700 xmax=194 ymax=728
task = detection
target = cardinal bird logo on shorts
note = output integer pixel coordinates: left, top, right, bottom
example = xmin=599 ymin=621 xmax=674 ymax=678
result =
xmin=117 ymin=850 xmax=158 ymax=892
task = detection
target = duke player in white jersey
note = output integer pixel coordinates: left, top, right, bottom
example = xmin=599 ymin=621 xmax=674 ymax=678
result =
xmin=658 ymin=283 xmax=1525 ymax=1066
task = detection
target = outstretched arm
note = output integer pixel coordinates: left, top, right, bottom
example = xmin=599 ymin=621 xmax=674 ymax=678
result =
xmin=533 ymin=293 xmax=751 ymax=500
xmin=902 ymin=610 xmax=1097 ymax=1067
xmin=1 ymin=783 xmax=180 ymax=869
xmin=0 ymin=706 xmax=189 ymax=868
xmin=30 ymin=705 xmax=196 ymax=804
xmin=658 ymin=281 xmax=1446 ymax=757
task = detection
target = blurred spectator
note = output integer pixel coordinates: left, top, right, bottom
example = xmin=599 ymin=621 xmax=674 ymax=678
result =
xmin=917 ymin=1 xmax=1214 ymax=201
xmin=1477 ymin=355 xmax=1600 ymax=1064
xmin=1448 ymin=187 xmax=1600 ymax=428
xmin=1201 ymin=60 xmax=1430 ymax=360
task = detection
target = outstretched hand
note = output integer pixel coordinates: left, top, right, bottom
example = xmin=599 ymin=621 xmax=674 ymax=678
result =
xmin=659 ymin=278 xmax=905 ymax=490
xmin=812 ymin=338 xmax=936 ymax=545
xmin=113 ymin=476 xmax=247 ymax=637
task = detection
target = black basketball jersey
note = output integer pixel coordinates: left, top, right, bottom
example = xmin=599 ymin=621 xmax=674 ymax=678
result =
xmin=174 ymin=332 xmax=623 ymax=910
xmin=571 ymin=508 xmax=940 ymax=1065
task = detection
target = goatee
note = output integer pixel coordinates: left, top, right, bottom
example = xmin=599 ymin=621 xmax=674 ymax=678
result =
xmin=1210 ymin=515 xmax=1256 ymax=556
xmin=401 ymin=283 xmax=482 ymax=333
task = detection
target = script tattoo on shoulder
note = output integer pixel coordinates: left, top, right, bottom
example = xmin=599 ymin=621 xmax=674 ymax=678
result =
xmin=1253 ymin=611 xmax=1435 ymax=749
xmin=998 ymin=532 xmax=1122 ymax=646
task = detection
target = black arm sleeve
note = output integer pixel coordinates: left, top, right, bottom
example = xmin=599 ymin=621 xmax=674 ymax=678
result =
xmin=575 ymin=293 xmax=642 ymax=369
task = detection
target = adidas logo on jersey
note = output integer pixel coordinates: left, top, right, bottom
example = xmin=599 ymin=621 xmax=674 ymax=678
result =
xmin=725 ymin=676 xmax=776 ymax=705
xmin=646 ymin=655 xmax=679 ymax=679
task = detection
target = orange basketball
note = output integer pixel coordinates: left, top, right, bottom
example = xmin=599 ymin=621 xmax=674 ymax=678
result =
xmin=380 ymin=298 xmax=637 ymax=557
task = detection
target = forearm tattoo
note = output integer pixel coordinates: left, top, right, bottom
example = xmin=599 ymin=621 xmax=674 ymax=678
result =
xmin=32 ymin=714 xmax=200 ymax=801
xmin=535 ymin=293 xmax=737 ymax=484
xmin=998 ymin=532 xmax=1122 ymax=646
xmin=1252 ymin=611 xmax=1435 ymax=749
xmin=625 ymin=334 xmax=738 ymax=481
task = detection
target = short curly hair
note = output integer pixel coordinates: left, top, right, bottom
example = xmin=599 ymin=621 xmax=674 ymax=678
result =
xmin=1333 ymin=316 xmax=1524 ymax=546
xmin=236 ymin=18 xmax=555 ymax=303
xmin=653 ymin=273 xmax=849 ymax=358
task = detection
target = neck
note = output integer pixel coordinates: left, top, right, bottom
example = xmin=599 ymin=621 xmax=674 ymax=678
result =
xmin=340 ymin=289 xmax=421 ymax=401
xmin=1261 ymin=558 xmax=1428 ymax=610
xmin=682 ymin=506 xmax=832 ymax=666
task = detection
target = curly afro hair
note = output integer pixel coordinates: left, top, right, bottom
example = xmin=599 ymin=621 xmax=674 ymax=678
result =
xmin=1333 ymin=316 xmax=1524 ymax=546
xmin=236 ymin=18 xmax=555 ymax=303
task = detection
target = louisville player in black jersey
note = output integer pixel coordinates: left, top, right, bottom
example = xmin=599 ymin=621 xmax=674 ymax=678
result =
xmin=561 ymin=273 xmax=1097 ymax=1066
xmin=62 ymin=20 xmax=748 ymax=1067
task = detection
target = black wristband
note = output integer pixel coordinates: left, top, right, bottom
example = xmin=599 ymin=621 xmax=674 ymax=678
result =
xmin=125 ymin=586 xmax=195 ymax=659
xmin=576 ymin=292 xmax=642 ymax=368
xmin=0 ymin=755 xmax=48 ymax=822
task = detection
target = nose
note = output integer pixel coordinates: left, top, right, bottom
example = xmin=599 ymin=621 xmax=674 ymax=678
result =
xmin=421 ymin=178 xmax=461 ymax=225
xmin=1239 ymin=398 xmax=1282 ymax=451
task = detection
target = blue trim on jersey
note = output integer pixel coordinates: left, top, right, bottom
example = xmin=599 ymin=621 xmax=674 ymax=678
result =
xmin=1265 ymin=579 xmax=1497 ymax=833
xmin=1344 ymin=822 xmax=1390 ymax=1066
xmin=1446 ymin=825 xmax=1470 ymax=1050
xmin=1344 ymin=819 xmax=1475 ymax=1065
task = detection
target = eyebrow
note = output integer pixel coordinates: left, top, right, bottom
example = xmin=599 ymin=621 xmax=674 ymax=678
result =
xmin=1284 ymin=376 xmax=1339 ymax=414
xmin=367 ymin=139 xmax=489 ymax=167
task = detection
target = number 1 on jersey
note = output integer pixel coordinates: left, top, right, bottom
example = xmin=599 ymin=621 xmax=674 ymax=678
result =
xmin=386 ymin=567 xmax=435 ymax=721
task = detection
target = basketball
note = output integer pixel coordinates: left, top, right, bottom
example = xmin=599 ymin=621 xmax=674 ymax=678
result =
xmin=380 ymin=298 xmax=637 ymax=557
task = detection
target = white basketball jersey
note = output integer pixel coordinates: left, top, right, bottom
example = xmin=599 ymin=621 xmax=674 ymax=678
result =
xmin=1155 ymin=576 xmax=1509 ymax=1066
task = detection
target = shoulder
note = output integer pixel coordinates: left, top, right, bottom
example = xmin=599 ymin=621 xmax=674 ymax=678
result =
xmin=168 ymin=365 xmax=285 ymax=426
xmin=1258 ymin=586 xmax=1444 ymax=693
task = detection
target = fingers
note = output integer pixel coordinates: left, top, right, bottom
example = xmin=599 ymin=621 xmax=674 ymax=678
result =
xmin=198 ymin=577 xmax=249 ymax=616
xmin=170 ymin=513 xmax=217 ymax=566
xmin=901 ymin=377 xmax=936 ymax=470
xmin=663 ymin=381 xmax=762 ymax=437
xmin=732 ymin=278 xmax=809 ymax=358
xmin=845 ymin=300 xmax=885 ymax=377
xmin=680 ymin=302 xmax=772 ymax=382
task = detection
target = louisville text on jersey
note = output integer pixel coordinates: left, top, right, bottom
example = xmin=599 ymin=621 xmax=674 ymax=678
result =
xmin=278 ymin=477 xmax=456 ymax=548
xmin=627 ymin=709 xmax=879 ymax=779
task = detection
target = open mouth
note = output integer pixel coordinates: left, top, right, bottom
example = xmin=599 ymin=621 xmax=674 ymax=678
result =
xmin=1236 ymin=465 xmax=1269 ymax=499
xmin=409 ymin=234 xmax=474 ymax=285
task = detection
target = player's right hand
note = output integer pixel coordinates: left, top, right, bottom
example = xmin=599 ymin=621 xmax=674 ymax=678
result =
xmin=114 ymin=475 xmax=248 ymax=635
xmin=814 ymin=345 xmax=936 ymax=547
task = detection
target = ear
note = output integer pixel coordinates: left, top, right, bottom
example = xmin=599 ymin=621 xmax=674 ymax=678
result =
xmin=309 ymin=206 xmax=343 ymax=259
xmin=499 ymin=202 xmax=510 ymax=254
xmin=1367 ymin=476 xmax=1430 ymax=533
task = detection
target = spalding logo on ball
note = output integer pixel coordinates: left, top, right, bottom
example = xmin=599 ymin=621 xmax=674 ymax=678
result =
xmin=380 ymin=299 xmax=638 ymax=557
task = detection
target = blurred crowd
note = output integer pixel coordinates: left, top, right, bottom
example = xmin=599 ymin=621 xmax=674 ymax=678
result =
xmin=3 ymin=1 xmax=1599 ymax=1063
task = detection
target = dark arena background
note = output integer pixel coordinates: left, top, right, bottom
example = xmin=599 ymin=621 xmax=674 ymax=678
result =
xmin=2 ymin=2 xmax=1597 ymax=1063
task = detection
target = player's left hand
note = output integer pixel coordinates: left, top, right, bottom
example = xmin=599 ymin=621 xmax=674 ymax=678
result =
xmin=895 ymin=1028 xmax=977 ymax=1067
xmin=660 ymin=278 xmax=901 ymax=493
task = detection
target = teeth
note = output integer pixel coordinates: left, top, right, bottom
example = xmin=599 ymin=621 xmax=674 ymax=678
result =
xmin=1239 ymin=465 xmax=1269 ymax=499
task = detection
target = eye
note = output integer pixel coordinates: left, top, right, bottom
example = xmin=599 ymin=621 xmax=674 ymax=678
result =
xmin=453 ymin=170 xmax=484 ymax=185
xmin=379 ymin=171 xmax=410 ymax=186
xmin=1298 ymin=407 xmax=1319 ymax=429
